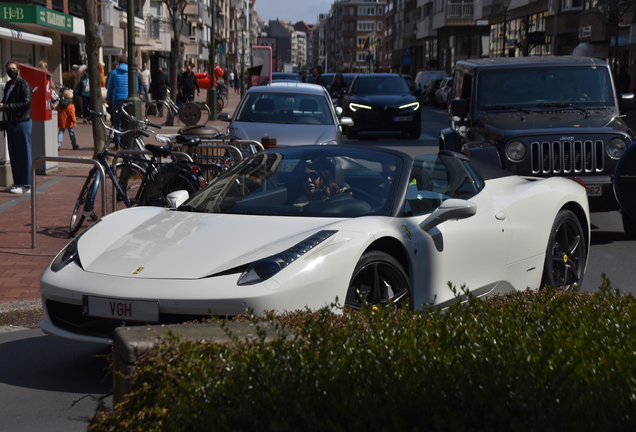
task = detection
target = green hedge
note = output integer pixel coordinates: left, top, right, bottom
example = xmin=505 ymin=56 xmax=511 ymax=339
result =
xmin=90 ymin=277 xmax=636 ymax=432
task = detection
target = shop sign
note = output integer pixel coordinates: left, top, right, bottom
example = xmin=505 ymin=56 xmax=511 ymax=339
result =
xmin=579 ymin=25 xmax=592 ymax=39
xmin=610 ymin=34 xmax=630 ymax=47
xmin=1 ymin=4 xmax=73 ymax=32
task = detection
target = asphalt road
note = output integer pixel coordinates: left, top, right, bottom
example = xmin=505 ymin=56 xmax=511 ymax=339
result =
xmin=0 ymin=105 xmax=634 ymax=431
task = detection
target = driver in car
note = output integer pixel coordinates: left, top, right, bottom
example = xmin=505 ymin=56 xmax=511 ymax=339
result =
xmin=294 ymin=161 xmax=343 ymax=206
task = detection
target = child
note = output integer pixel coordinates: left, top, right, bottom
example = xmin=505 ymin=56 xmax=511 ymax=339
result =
xmin=56 ymin=89 xmax=79 ymax=150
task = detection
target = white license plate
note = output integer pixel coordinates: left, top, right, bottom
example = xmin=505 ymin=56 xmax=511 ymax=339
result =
xmin=82 ymin=295 xmax=159 ymax=323
xmin=393 ymin=116 xmax=413 ymax=122
xmin=585 ymin=184 xmax=602 ymax=196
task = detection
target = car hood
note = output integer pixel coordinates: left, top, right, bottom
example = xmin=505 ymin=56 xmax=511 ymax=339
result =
xmin=475 ymin=109 xmax=621 ymax=131
xmin=350 ymin=94 xmax=415 ymax=107
xmin=77 ymin=207 xmax=349 ymax=279
xmin=232 ymin=121 xmax=339 ymax=145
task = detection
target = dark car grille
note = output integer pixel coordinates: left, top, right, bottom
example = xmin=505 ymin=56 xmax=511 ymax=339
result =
xmin=530 ymin=140 xmax=604 ymax=175
xmin=46 ymin=299 xmax=216 ymax=340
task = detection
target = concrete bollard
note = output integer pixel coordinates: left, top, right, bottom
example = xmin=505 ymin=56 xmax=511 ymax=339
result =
xmin=112 ymin=322 xmax=287 ymax=405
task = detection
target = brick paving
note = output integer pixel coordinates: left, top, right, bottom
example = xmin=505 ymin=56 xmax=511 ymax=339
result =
xmin=0 ymin=90 xmax=240 ymax=305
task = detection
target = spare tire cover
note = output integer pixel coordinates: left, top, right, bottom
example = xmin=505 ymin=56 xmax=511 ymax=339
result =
xmin=614 ymin=142 xmax=636 ymax=220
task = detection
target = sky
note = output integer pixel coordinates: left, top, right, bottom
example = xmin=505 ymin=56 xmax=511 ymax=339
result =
xmin=254 ymin=0 xmax=333 ymax=25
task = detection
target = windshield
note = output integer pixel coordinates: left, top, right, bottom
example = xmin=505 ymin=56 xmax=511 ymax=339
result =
xmin=476 ymin=66 xmax=615 ymax=110
xmin=352 ymin=76 xmax=411 ymax=95
xmin=179 ymin=147 xmax=404 ymax=217
xmin=234 ymin=92 xmax=335 ymax=125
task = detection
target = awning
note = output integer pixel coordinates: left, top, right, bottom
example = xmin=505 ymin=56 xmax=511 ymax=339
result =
xmin=0 ymin=19 xmax=52 ymax=46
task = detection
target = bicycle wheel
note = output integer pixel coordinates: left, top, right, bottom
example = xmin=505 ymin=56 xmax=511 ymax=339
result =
xmin=91 ymin=165 xmax=135 ymax=218
xmin=116 ymin=161 xmax=146 ymax=204
xmin=160 ymin=167 xmax=199 ymax=197
xmin=70 ymin=169 xmax=96 ymax=236
xmin=196 ymin=102 xmax=211 ymax=125
xmin=146 ymin=101 xmax=169 ymax=126
xmin=219 ymin=92 xmax=228 ymax=109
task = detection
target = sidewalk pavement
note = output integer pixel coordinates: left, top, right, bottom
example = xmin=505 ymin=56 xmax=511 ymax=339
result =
xmin=0 ymin=88 xmax=242 ymax=306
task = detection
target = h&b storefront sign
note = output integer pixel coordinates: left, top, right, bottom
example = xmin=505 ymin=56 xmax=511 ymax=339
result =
xmin=1 ymin=4 xmax=73 ymax=32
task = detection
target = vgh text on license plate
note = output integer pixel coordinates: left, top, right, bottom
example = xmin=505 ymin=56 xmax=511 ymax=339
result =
xmin=82 ymin=295 xmax=159 ymax=322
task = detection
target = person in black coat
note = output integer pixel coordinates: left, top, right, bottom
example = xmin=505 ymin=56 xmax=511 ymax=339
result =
xmin=0 ymin=61 xmax=33 ymax=194
xmin=151 ymin=66 xmax=170 ymax=101
xmin=177 ymin=64 xmax=200 ymax=104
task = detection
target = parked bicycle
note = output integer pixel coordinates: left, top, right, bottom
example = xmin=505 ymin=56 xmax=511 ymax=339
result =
xmin=145 ymin=89 xmax=212 ymax=127
xmin=69 ymin=109 xmax=204 ymax=236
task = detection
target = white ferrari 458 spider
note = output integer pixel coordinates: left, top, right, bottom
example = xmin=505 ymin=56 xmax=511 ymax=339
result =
xmin=40 ymin=145 xmax=590 ymax=344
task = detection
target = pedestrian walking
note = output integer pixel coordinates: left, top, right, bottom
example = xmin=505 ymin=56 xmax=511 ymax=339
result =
xmin=0 ymin=61 xmax=33 ymax=194
xmin=78 ymin=70 xmax=90 ymax=123
xmin=234 ymin=70 xmax=240 ymax=94
xmin=106 ymin=56 xmax=132 ymax=149
xmin=150 ymin=66 xmax=169 ymax=117
xmin=228 ymin=70 xmax=235 ymax=89
xmin=56 ymin=89 xmax=79 ymax=150
xmin=177 ymin=64 xmax=200 ymax=104
xmin=137 ymin=62 xmax=151 ymax=103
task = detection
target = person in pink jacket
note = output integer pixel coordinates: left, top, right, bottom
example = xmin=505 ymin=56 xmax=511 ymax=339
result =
xmin=56 ymin=89 xmax=79 ymax=150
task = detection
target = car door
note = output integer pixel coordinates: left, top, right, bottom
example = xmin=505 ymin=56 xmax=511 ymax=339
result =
xmin=404 ymin=153 xmax=512 ymax=308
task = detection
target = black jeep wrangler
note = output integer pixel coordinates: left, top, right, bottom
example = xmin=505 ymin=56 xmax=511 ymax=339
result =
xmin=440 ymin=56 xmax=636 ymax=234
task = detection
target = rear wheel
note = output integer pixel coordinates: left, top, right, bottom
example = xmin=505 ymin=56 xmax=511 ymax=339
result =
xmin=146 ymin=101 xmax=169 ymax=126
xmin=116 ymin=162 xmax=146 ymax=204
xmin=541 ymin=210 xmax=586 ymax=290
xmin=346 ymin=251 xmax=411 ymax=310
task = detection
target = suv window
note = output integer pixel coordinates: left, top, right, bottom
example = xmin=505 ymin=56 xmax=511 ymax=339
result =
xmin=476 ymin=67 xmax=614 ymax=110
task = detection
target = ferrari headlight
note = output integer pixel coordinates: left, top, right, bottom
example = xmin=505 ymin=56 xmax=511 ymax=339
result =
xmin=607 ymin=138 xmax=627 ymax=159
xmin=505 ymin=140 xmax=527 ymax=161
xmin=349 ymin=103 xmax=371 ymax=112
xmin=318 ymin=140 xmax=338 ymax=146
xmin=399 ymin=102 xmax=420 ymax=110
xmin=51 ymin=235 xmax=83 ymax=272
xmin=237 ymin=230 xmax=337 ymax=286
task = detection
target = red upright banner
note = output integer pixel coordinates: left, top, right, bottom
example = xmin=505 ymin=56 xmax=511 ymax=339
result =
xmin=20 ymin=64 xmax=52 ymax=121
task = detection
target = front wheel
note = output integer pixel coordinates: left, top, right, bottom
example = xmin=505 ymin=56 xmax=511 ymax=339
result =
xmin=346 ymin=251 xmax=411 ymax=310
xmin=70 ymin=170 xmax=96 ymax=236
xmin=146 ymin=101 xmax=169 ymax=126
xmin=541 ymin=209 xmax=587 ymax=290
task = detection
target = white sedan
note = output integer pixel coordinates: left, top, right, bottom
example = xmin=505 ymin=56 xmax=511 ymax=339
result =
xmin=40 ymin=145 xmax=590 ymax=344
xmin=217 ymin=82 xmax=353 ymax=147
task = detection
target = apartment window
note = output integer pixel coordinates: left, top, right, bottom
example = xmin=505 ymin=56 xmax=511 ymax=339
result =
xmin=378 ymin=7 xmax=384 ymax=15
xmin=358 ymin=6 xmax=376 ymax=16
xmin=562 ymin=0 xmax=583 ymax=10
xmin=358 ymin=21 xmax=375 ymax=31
xmin=357 ymin=52 xmax=369 ymax=62
xmin=378 ymin=22 xmax=383 ymax=31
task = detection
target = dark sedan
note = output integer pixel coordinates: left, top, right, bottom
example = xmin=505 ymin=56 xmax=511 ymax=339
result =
xmin=342 ymin=73 xmax=421 ymax=139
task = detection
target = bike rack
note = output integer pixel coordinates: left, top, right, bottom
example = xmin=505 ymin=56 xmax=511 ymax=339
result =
xmin=31 ymin=156 xmax=106 ymax=249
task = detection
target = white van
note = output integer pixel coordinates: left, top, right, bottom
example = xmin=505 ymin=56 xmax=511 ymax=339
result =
xmin=414 ymin=70 xmax=447 ymax=90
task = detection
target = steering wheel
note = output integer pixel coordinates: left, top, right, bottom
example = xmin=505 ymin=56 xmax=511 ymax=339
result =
xmin=344 ymin=187 xmax=383 ymax=207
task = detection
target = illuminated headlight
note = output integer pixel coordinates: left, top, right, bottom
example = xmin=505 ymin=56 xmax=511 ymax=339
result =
xmin=399 ymin=102 xmax=420 ymax=110
xmin=349 ymin=103 xmax=371 ymax=112
xmin=319 ymin=140 xmax=338 ymax=146
xmin=505 ymin=140 xmax=527 ymax=161
xmin=237 ymin=230 xmax=337 ymax=286
xmin=607 ymin=138 xmax=627 ymax=159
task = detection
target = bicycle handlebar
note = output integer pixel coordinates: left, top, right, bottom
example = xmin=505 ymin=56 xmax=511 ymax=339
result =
xmin=89 ymin=109 xmax=142 ymax=137
xmin=120 ymin=102 xmax=163 ymax=130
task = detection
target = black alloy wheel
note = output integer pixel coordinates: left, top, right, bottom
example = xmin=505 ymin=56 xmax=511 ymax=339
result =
xmin=541 ymin=209 xmax=586 ymax=290
xmin=346 ymin=251 xmax=411 ymax=310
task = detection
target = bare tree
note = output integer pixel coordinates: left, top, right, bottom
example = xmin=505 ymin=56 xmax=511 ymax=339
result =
xmin=81 ymin=0 xmax=106 ymax=157
xmin=159 ymin=0 xmax=189 ymax=102
xmin=595 ymin=0 xmax=636 ymax=72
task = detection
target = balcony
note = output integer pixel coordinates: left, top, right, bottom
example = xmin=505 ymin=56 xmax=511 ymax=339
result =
xmin=447 ymin=2 xmax=474 ymax=18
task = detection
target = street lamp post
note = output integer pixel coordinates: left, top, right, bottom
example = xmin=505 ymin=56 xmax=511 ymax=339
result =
xmin=207 ymin=0 xmax=217 ymax=120
xmin=240 ymin=11 xmax=247 ymax=97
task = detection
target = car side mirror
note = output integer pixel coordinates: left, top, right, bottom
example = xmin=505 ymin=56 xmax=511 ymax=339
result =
xmin=340 ymin=117 xmax=354 ymax=127
xmin=419 ymin=199 xmax=477 ymax=232
xmin=167 ymin=190 xmax=190 ymax=208
xmin=619 ymin=93 xmax=635 ymax=112
xmin=450 ymin=99 xmax=468 ymax=118
xmin=335 ymin=106 xmax=343 ymax=117
xmin=218 ymin=112 xmax=232 ymax=122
